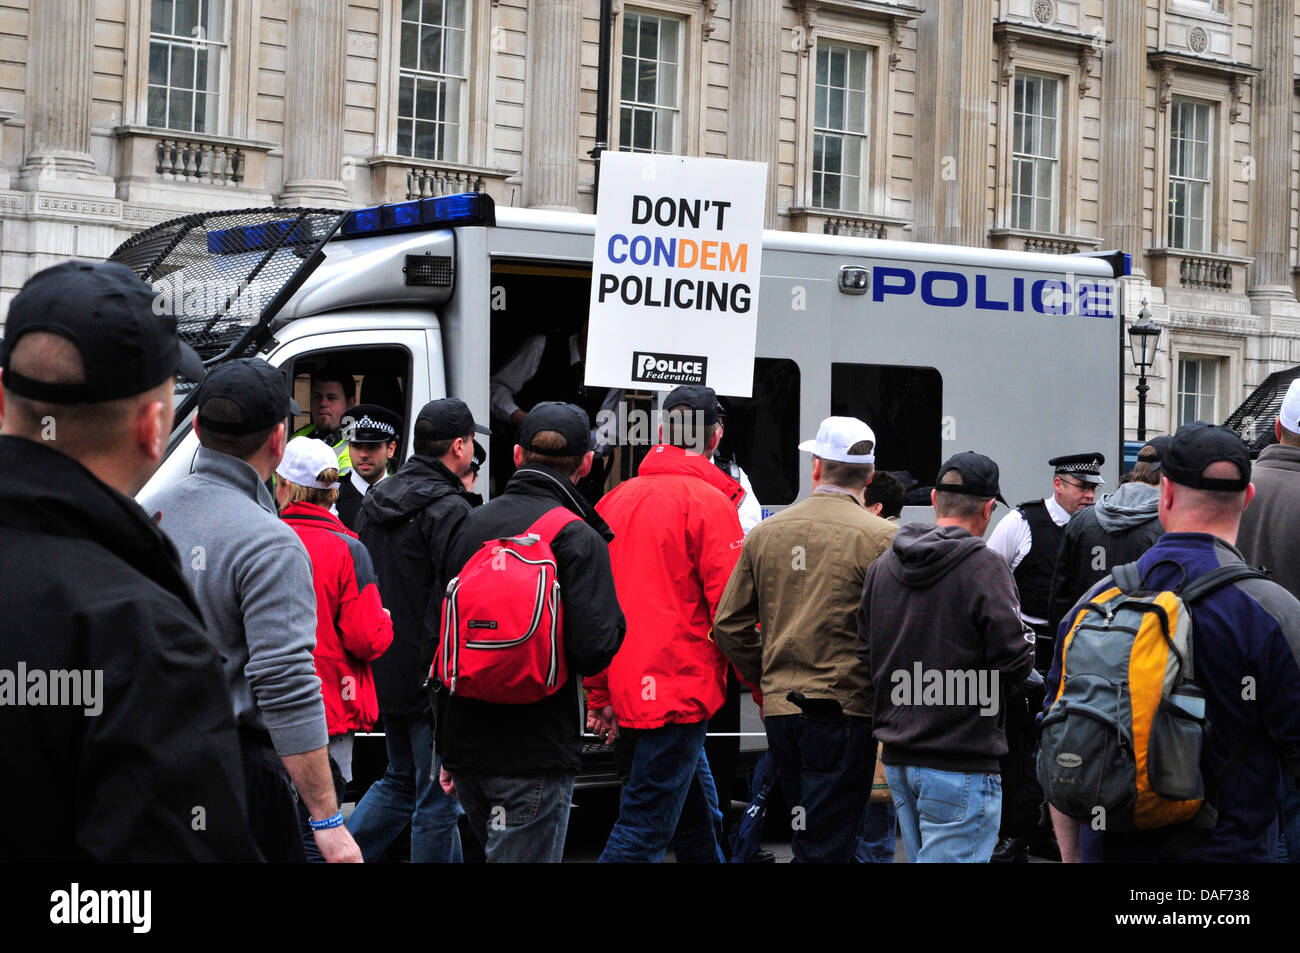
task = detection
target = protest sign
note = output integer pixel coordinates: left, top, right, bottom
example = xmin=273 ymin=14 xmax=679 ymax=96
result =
xmin=584 ymin=152 xmax=766 ymax=395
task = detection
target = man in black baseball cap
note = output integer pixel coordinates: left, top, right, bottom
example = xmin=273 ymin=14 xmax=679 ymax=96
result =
xmin=0 ymin=260 xmax=259 ymax=860
xmin=347 ymin=395 xmax=488 ymax=862
xmin=336 ymin=403 xmax=403 ymax=531
xmin=858 ymin=448 xmax=1035 ymax=863
xmin=1157 ymin=422 xmax=1251 ymax=493
xmin=145 ymin=355 xmax=360 ymax=862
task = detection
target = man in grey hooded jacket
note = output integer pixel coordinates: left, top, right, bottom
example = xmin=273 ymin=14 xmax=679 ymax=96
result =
xmin=1045 ymin=438 xmax=1168 ymax=642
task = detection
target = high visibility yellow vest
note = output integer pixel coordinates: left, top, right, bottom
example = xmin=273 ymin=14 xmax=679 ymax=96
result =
xmin=292 ymin=424 xmax=351 ymax=472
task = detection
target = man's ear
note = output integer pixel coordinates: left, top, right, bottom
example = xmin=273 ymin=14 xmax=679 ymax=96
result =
xmin=930 ymin=488 xmax=938 ymax=509
xmin=513 ymin=444 xmax=525 ymax=467
xmin=1243 ymin=482 xmax=1256 ymax=511
xmin=138 ymin=399 xmax=168 ymax=462
xmin=1276 ymin=419 xmax=1284 ymax=444
xmin=1160 ymin=475 xmax=1175 ymax=511
xmin=983 ymin=498 xmax=997 ymax=522
xmin=574 ymin=450 xmax=594 ymax=483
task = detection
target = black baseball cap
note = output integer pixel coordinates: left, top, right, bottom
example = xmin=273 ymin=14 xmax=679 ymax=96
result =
xmin=2 ymin=260 xmax=206 ymax=403
xmin=935 ymin=451 xmax=1009 ymax=507
xmin=664 ymin=385 xmax=721 ymax=427
xmin=1159 ymin=422 xmax=1251 ymax=491
xmin=344 ymin=403 xmax=401 ymax=444
xmin=1138 ymin=435 xmax=1173 ymax=473
xmin=195 ymin=358 xmax=300 ymax=435
xmin=416 ymin=397 xmax=490 ymax=441
xmin=519 ymin=401 xmax=591 ymax=454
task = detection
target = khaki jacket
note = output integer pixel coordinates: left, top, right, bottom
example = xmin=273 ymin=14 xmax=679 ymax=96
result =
xmin=714 ymin=490 xmax=897 ymax=718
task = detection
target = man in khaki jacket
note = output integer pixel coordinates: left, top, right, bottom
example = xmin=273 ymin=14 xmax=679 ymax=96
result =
xmin=714 ymin=416 xmax=896 ymax=862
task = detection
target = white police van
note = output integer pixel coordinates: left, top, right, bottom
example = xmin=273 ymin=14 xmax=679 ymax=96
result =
xmin=121 ymin=193 xmax=1126 ymax=799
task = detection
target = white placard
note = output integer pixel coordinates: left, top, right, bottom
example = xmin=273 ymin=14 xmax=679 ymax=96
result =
xmin=584 ymin=152 xmax=766 ymax=396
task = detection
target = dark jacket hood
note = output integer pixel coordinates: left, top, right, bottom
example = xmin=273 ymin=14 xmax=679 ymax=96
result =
xmin=888 ymin=522 xmax=988 ymax=589
xmin=0 ymin=436 xmax=202 ymax=619
xmin=1093 ymin=481 xmax=1160 ymax=533
xmin=505 ymin=464 xmax=615 ymax=543
xmin=361 ymin=454 xmax=470 ymax=525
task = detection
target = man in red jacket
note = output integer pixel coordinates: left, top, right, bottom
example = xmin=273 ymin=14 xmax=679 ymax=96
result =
xmin=276 ymin=436 xmax=395 ymax=859
xmin=590 ymin=385 xmax=745 ymax=863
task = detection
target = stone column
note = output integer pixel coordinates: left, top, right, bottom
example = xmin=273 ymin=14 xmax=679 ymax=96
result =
xmin=728 ymin=0 xmax=782 ymax=228
xmin=279 ymin=0 xmax=350 ymax=206
xmin=20 ymin=0 xmax=102 ymax=188
xmin=1247 ymin=0 xmax=1296 ymax=307
xmin=913 ymin=0 xmax=993 ymax=246
xmin=524 ymin=0 xmax=582 ymax=210
xmin=1098 ymin=0 xmax=1145 ymax=274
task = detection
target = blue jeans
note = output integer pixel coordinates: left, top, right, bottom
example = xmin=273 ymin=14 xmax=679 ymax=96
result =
xmin=856 ymin=800 xmax=898 ymax=863
xmin=886 ymin=764 xmax=1001 ymax=863
xmin=765 ymin=713 xmax=874 ymax=863
xmin=346 ymin=714 xmax=463 ymax=863
xmin=453 ymin=771 xmax=575 ymax=863
xmin=600 ymin=721 xmax=726 ymax=863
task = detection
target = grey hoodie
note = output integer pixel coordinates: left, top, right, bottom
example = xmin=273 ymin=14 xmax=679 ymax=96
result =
xmin=1093 ymin=481 xmax=1160 ymax=533
xmin=858 ymin=523 xmax=1036 ymax=772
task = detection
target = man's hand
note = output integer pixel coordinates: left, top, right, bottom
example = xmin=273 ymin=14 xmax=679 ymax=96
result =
xmin=439 ymin=765 xmax=456 ymax=797
xmin=586 ymin=705 xmax=619 ymax=746
xmin=312 ymin=824 xmax=363 ymax=863
xmin=510 ymin=408 xmax=528 ymax=428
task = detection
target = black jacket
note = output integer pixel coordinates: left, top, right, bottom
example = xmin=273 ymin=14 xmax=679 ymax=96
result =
xmin=1046 ymin=483 xmax=1164 ymax=639
xmin=436 ymin=465 xmax=626 ymax=776
xmin=357 ymin=454 xmax=477 ymax=714
xmin=857 ymin=523 xmax=1036 ymax=772
xmin=0 ymin=437 xmax=260 ymax=861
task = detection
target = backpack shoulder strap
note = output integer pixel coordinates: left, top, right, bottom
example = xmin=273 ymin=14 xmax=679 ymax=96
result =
xmin=1178 ymin=564 xmax=1268 ymax=603
xmin=1111 ymin=561 xmax=1143 ymax=594
xmin=525 ymin=506 xmax=583 ymax=544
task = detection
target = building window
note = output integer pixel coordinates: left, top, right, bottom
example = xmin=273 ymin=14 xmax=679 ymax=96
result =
xmin=147 ymin=0 xmax=227 ymax=133
xmin=397 ymin=0 xmax=469 ymax=162
xmin=1177 ymin=356 xmax=1219 ymax=426
xmin=812 ymin=42 xmax=871 ymax=212
xmin=1010 ymin=73 xmax=1060 ymax=233
xmin=1168 ymin=98 xmax=1213 ymax=252
xmin=619 ymin=11 xmax=682 ymax=154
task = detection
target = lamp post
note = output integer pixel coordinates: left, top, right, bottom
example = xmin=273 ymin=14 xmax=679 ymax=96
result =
xmin=1127 ymin=299 xmax=1162 ymax=442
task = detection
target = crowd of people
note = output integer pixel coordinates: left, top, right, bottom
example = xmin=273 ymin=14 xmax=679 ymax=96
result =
xmin=2 ymin=259 xmax=1300 ymax=864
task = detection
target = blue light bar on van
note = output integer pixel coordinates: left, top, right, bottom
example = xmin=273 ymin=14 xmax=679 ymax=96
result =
xmin=207 ymin=219 xmax=308 ymax=254
xmin=340 ymin=192 xmax=495 ymax=238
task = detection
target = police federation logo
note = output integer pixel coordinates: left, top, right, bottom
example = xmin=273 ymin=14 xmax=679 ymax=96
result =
xmin=631 ymin=350 xmax=708 ymax=386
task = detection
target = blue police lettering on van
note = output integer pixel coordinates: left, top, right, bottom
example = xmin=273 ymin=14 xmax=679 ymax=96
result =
xmin=869 ymin=265 xmax=1114 ymax=318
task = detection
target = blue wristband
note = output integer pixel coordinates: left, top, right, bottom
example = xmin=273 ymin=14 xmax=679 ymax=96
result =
xmin=309 ymin=810 xmax=345 ymax=831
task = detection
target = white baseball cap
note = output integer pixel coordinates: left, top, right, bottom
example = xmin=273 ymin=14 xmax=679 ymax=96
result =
xmin=1279 ymin=379 xmax=1300 ymax=434
xmin=276 ymin=436 xmax=341 ymax=490
xmin=798 ymin=416 xmax=876 ymax=464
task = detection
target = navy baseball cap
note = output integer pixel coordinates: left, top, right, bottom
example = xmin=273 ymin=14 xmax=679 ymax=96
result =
xmin=416 ymin=398 xmax=490 ymax=442
xmin=195 ymin=358 xmax=300 ymax=435
xmin=519 ymin=401 xmax=591 ymax=454
xmin=1159 ymin=422 xmax=1251 ymax=491
xmin=664 ymin=385 xmax=721 ymax=427
xmin=935 ymin=451 xmax=1009 ymax=507
xmin=2 ymin=260 xmax=206 ymax=402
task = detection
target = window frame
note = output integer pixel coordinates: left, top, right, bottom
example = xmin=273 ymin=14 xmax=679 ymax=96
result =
xmin=146 ymin=0 xmax=230 ymax=135
xmin=1165 ymin=96 xmax=1214 ymax=253
xmin=616 ymin=9 xmax=686 ymax=155
xmin=1008 ymin=71 xmax=1061 ymax=235
xmin=125 ymin=0 xmax=258 ymax=138
xmin=1175 ymin=354 xmax=1220 ymax=427
xmin=1152 ymin=73 xmax=1231 ymax=254
xmin=1163 ymin=336 xmax=1241 ymax=434
xmin=610 ymin=2 xmax=703 ymax=156
xmin=810 ymin=41 xmax=873 ymax=213
xmin=794 ymin=14 xmax=894 ymax=218
xmin=392 ymin=0 xmax=473 ymax=165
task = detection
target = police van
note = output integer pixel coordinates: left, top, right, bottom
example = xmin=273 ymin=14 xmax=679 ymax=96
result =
xmin=120 ymin=193 xmax=1127 ymax=799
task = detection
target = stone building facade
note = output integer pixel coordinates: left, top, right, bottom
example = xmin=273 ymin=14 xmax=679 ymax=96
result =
xmin=1 ymin=0 xmax=1298 ymax=440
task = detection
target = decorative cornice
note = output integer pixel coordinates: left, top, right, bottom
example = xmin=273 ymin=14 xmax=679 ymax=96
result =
xmin=791 ymin=0 xmax=919 ymax=67
xmin=1148 ymin=50 xmax=1259 ymax=122
xmin=701 ymin=0 xmax=719 ymax=40
xmin=998 ymin=35 xmax=1018 ymax=87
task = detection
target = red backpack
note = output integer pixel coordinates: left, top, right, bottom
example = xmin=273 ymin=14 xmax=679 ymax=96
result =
xmin=432 ymin=507 xmax=580 ymax=704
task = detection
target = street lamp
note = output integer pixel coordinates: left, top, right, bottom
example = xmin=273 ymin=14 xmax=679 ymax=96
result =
xmin=1127 ymin=298 xmax=1161 ymax=441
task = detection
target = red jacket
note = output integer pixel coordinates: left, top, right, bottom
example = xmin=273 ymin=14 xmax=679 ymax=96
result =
xmin=281 ymin=501 xmax=393 ymax=736
xmin=587 ymin=445 xmax=745 ymax=729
